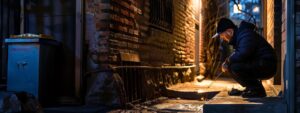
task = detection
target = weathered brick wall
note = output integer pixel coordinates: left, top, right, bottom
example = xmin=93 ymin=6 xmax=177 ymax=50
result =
xmin=86 ymin=0 xmax=142 ymax=68
xmin=86 ymin=0 xmax=197 ymax=67
xmin=138 ymin=0 xmax=176 ymax=65
xmin=85 ymin=0 xmax=110 ymax=67
xmin=139 ymin=0 xmax=196 ymax=66
xmin=84 ymin=0 xmax=198 ymax=105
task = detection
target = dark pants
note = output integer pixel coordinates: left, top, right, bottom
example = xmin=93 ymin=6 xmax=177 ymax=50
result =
xmin=228 ymin=58 xmax=277 ymax=90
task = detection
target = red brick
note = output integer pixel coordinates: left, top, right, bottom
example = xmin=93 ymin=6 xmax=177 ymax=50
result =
xmin=121 ymin=9 xmax=130 ymax=16
xmin=96 ymin=23 xmax=109 ymax=30
xmin=112 ymin=6 xmax=120 ymax=13
xmin=133 ymin=29 xmax=139 ymax=35
xmin=97 ymin=3 xmax=110 ymax=9
xmin=117 ymin=25 xmax=128 ymax=32
xmin=130 ymin=13 xmax=135 ymax=18
xmin=128 ymin=20 xmax=134 ymax=26
xmin=120 ymin=1 xmax=130 ymax=10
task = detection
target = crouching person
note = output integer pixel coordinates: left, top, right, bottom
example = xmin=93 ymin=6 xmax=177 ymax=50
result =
xmin=213 ymin=18 xmax=277 ymax=98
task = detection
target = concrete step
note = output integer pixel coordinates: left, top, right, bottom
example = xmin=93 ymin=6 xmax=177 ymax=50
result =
xmin=162 ymin=87 xmax=220 ymax=100
xmin=203 ymin=97 xmax=286 ymax=113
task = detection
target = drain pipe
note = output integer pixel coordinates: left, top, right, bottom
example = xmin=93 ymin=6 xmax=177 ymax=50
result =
xmin=20 ymin=0 xmax=24 ymax=34
xmin=75 ymin=0 xmax=84 ymax=100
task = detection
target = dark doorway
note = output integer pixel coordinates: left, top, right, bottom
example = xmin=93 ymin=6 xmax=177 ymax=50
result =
xmin=0 ymin=0 xmax=21 ymax=88
xmin=24 ymin=0 xmax=77 ymax=102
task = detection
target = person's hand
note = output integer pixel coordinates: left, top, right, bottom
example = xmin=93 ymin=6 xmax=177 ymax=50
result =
xmin=221 ymin=61 xmax=228 ymax=72
xmin=221 ymin=58 xmax=230 ymax=72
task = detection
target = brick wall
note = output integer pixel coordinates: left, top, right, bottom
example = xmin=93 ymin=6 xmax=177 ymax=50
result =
xmin=86 ymin=0 xmax=142 ymax=68
xmin=140 ymin=0 xmax=196 ymax=66
xmin=137 ymin=0 xmax=176 ymax=65
xmin=85 ymin=0 xmax=197 ymax=67
xmin=84 ymin=0 xmax=198 ymax=104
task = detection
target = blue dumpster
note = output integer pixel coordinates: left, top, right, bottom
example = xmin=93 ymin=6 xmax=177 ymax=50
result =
xmin=3 ymin=38 xmax=60 ymax=105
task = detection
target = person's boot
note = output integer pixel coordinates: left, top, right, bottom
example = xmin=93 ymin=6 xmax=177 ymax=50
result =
xmin=228 ymin=87 xmax=250 ymax=96
xmin=241 ymin=87 xmax=266 ymax=98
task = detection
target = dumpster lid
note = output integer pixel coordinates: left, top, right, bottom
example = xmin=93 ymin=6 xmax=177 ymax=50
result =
xmin=4 ymin=38 xmax=60 ymax=46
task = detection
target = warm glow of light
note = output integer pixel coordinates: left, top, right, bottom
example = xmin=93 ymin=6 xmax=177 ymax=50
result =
xmin=233 ymin=4 xmax=242 ymax=13
xmin=193 ymin=79 xmax=240 ymax=88
xmin=194 ymin=79 xmax=213 ymax=86
xmin=266 ymin=80 xmax=272 ymax=85
xmin=199 ymin=0 xmax=202 ymax=73
xmin=192 ymin=0 xmax=199 ymax=11
xmin=197 ymin=89 xmax=205 ymax=93
xmin=253 ymin=6 xmax=260 ymax=13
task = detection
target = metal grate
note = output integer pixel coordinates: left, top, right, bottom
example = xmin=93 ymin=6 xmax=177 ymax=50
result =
xmin=112 ymin=65 xmax=195 ymax=107
xmin=150 ymin=0 xmax=173 ymax=32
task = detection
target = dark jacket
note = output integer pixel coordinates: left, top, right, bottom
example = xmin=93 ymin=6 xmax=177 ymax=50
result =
xmin=228 ymin=21 xmax=276 ymax=63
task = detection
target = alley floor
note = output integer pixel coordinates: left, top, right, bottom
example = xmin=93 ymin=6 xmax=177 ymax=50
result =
xmin=2 ymin=77 xmax=280 ymax=113
xmin=107 ymin=77 xmax=280 ymax=113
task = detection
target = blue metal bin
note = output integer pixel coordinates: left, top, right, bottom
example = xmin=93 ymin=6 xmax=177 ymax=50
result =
xmin=3 ymin=38 xmax=60 ymax=105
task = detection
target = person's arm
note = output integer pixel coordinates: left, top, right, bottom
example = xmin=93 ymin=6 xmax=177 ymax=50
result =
xmin=229 ymin=30 xmax=257 ymax=63
xmin=222 ymin=58 xmax=230 ymax=72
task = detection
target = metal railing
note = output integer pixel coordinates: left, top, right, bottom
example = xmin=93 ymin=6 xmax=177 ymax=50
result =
xmin=85 ymin=65 xmax=195 ymax=107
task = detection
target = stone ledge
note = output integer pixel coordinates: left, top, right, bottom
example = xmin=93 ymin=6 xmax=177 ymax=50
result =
xmin=203 ymin=97 xmax=287 ymax=113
